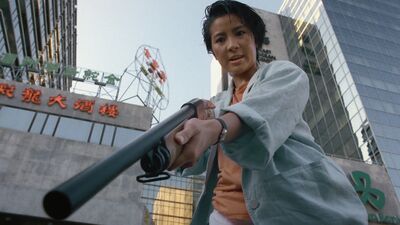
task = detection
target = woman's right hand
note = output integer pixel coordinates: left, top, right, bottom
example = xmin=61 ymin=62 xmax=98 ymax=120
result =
xmin=167 ymin=118 xmax=222 ymax=170
xmin=164 ymin=99 xmax=216 ymax=170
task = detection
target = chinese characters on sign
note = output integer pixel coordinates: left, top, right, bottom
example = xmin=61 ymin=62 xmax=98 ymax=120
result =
xmin=48 ymin=94 xmax=67 ymax=109
xmin=99 ymin=104 xmax=119 ymax=118
xmin=74 ymin=99 xmax=95 ymax=114
xmin=0 ymin=53 xmax=121 ymax=87
xmin=0 ymin=83 xmax=16 ymax=98
xmin=0 ymin=82 xmax=119 ymax=118
xmin=22 ymin=88 xmax=41 ymax=104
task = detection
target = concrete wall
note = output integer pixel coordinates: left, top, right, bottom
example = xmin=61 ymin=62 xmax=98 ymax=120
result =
xmin=0 ymin=127 xmax=146 ymax=225
xmin=255 ymin=9 xmax=290 ymax=61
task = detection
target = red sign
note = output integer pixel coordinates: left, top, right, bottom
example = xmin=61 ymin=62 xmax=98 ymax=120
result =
xmin=74 ymin=99 xmax=95 ymax=114
xmin=0 ymin=82 xmax=119 ymax=118
xmin=0 ymin=83 xmax=16 ymax=98
xmin=99 ymin=104 xmax=119 ymax=118
xmin=22 ymin=88 xmax=41 ymax=104
xmin=48 ymin=94 xmax=67 ymax=109
xmin=144 ymin=48 xmax=151 ymax=59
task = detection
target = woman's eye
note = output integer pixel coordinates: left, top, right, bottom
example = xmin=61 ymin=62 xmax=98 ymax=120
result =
xmin=215 ymin=37 xmax=225 ymax=43
xmin=236 ymin=30 xmax=246 ymax=36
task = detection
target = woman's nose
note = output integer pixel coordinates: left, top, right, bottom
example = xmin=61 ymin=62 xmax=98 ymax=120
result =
xmin=227 ymin=37 xmax=239 ymax=51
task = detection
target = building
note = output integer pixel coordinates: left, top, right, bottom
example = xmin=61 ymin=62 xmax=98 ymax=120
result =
xmin=279 ymin=0 xmax=400 ymax=198
xmin=210 ymin=1 xmax=400 ymax=223
xmin=1 ymin=1 xmax=203 ymax=224
xmin=1 ymin=0 xmax=77 ymax=90
xmin=141 ymin=174 xmax=204 ymax=225
xmin=0 ymin=79 xmax=152 ymax=225
xmin=0 ymin=1 xmax=156 ymax=224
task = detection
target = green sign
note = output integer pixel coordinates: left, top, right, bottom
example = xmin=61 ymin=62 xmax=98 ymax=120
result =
xmin=0 ymin=54 xmax=120 ymax=86
xmin=350 ymin=170 xmax=400 ymax=224
xmin=0 ymin=53 xmax=17 ymax=66
xmin=351 ymin=170 xmax=385 ymax=210
xmin=368 ymin=213 xmax=400 ymax=224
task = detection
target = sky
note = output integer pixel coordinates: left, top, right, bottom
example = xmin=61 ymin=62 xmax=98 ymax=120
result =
xmin=77 ymin=0 xmax=284 ymax=120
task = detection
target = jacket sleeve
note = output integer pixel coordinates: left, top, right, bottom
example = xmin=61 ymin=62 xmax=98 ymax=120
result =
xmin=221 ymin=61 xmax=309 ymax=170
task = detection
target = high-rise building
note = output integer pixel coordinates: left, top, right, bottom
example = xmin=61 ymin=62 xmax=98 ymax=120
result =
xmin=278 ymin=0 xmax=400 ymax=200
xmin=1 ymin=0 xmax=77 ymax=90
xmin=210 ymin=1 xmax=400 ymax=223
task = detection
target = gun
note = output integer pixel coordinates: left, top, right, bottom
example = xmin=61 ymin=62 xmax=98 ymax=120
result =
xmin=42 ymin=98 xmax=205 ymax=220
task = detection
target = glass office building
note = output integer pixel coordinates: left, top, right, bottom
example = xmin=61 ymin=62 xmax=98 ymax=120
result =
xmin=279 ymin=0 xmax=400 ymax=200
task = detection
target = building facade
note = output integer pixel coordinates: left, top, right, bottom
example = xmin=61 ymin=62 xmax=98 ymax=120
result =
xmin=279 ymin=0 xmax=400 ymax=201
xmin=0 ymin=1 xmax=157 ymax=224
xmin=1 ymin=0 xmax=77 ymax=90
xmin=0 ymin=78 xmax=153 ymax=225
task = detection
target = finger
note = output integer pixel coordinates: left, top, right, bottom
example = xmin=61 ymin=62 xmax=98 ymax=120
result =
xmin=206 ymin=100 xmax=215 ymax=109
xmin=206 ymin=109 xmax=215 ymax=119
xmin=164 ymin=134 xmax=182 ymax=167
xmin=174 ymin=121 xmax=197 ymax=145
xmin=168 ymin=150 xmax=194 ymax=171
xmin=201 ymin=99 xmax=215 ymax=109
xmin=197 ymin=100 xmax=215 ymax=120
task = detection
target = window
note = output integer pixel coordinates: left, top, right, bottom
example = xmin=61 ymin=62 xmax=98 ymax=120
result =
xmin=30 ymin=112 xmax=47 ymax=134
xmin=90 ymin=123 xmax=104 ymax=144
xmin=0 ymin=106 xmax=34 ymax=132
xmin=113 ymin=127 xmax=143 ymax=148
xmin=42 ymin=115 xmax=59 ymax=135
xmin=101 ymin=125 xmax=115 ymax=146
xmin=54 ymin=117 xmax=92 ymax=142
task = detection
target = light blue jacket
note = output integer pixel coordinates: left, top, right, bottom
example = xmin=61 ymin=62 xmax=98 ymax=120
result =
xmin=181 ymin=61 xmax=368 ymax=225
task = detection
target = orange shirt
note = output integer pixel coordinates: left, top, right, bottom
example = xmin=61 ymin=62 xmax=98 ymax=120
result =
xmin=212 ymin=81 xmax=250 ymax=220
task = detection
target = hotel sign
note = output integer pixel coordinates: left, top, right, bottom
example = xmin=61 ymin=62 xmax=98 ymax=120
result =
xmin=0 ymin=79 xmax=152 ymax=130
xmin=0 ymin=82 xmax=118 ymax=118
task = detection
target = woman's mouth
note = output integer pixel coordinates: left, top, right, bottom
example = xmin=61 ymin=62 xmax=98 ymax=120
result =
xmin=229 ymin=55 xmax=244 ymax=64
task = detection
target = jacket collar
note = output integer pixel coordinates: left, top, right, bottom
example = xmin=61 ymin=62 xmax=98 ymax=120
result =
xmin=225 ymin=62 xmax=266 ymax=102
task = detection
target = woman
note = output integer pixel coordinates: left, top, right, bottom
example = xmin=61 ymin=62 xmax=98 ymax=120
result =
xmin=168 ymin=1 xmax=368 ymax=224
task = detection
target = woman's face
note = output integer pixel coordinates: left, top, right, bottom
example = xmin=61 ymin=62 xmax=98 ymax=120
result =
xmin=210 ymin=14 xmax=257 ymax=79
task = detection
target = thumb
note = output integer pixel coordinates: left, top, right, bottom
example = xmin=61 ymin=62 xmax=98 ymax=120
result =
xmin=175 ymin=133 xmax=186 ymax=145
xmin=175 ymin=121 xmax=195 ymax=145
xmin=175 ymin=129 xmax=191 ymax=145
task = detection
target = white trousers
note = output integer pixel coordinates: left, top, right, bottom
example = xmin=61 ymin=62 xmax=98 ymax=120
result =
xmin=209 ymin=210 xmax=254 ymax=225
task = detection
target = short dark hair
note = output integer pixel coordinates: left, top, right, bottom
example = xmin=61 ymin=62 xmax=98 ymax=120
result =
xmin=202 ymin=0 xmax=266 ymax=54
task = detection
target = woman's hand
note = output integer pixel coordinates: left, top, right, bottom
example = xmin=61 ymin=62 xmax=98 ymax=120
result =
xmin=168 ymin=118 xmax=221 ymax=170
xmin=164 ymin=99 xmax=216 ymax=170
xmin=197 ymin=100 xmax=216 ymax=120
xmin=165 ymin=97 xmax=243 ymax=171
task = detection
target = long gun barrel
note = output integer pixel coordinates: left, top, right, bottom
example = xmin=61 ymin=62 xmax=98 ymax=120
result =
xmin=42 ymin=98 xmax=203 ymax=220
